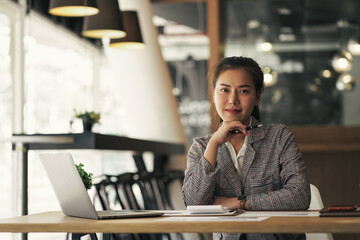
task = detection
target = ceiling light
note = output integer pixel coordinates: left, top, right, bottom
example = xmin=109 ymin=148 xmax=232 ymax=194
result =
xmin=308 ymin=84 xmax=318 ymax=92
xmin=278 ymin=8 xmax=292 ymax=15
xmin=49 ymin=0 xmax=99 ymax=17
xmin=271 ymin=89 xmax=282 ymax=103
xmin=256 ymin=42 xmax=273 ymax=52
xmin=331 ymin=50 xmax=352 ymax=72
xmin=336 ymin=20 xmax=349 ymax=29
xmin=314 ymin=77 xmax=321 ymax=85
xmin=263 ymin=66 xmax=278 ymax=87
xmin=82 ymin=0 xmax=126 ymax=39
xmin=247 ymin=20 xmax=261 ymax=29
xmin=347 ymin=38 xmax=360 ymax=56
xmin=279 ymin=33 xmax=296 ymax=42
xmin=336 ymin=73 xmax=355 ymax=91
xmin=321 ymin=69 xmax=332 ymax=78
xmin=110 ymin=11 xmax=145 ymax=49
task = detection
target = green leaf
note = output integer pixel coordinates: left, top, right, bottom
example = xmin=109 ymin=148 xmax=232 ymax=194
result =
xmin=76 ymin=163 xmax=93 ymax=190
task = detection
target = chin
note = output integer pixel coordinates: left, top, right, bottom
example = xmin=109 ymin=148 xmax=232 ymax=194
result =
xmin=224 ymin=117 xmax=243 ymax=122
xmin=225 ymin=116 xmax=249 ymax=123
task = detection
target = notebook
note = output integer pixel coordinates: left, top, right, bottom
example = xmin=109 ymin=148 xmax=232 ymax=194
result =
xmin=39 ymin=152 xmax=164 ymax=220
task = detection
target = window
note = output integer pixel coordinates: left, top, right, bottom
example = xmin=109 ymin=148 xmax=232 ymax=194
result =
xmin=0 ymin=10 xmax=14 ymax=240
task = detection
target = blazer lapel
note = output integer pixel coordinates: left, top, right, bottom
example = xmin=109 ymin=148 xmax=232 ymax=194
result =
xmin=217 ymin=144 xmax=243 ymax=195
xmin=242 ymin=146 xmax=255 ymax=183
xmin=242 ymin=119 xmax=265 ymax=182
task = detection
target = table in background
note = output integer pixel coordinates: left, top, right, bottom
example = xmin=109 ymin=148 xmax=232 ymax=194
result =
xmin=11 ymin=133 xmax=185 ymax=217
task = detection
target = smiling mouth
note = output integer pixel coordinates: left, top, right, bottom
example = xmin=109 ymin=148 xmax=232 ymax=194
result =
xmin=225 ymin=109 xmax=241 ymax=114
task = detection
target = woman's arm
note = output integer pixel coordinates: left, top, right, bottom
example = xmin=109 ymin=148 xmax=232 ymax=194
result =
xmin=182 ymin=121 xmax=249 ymax=206
xmin=246 ymin=126 xmax=311 ymax=210
xmin=182 ymin=137 xmax=219 ymax=206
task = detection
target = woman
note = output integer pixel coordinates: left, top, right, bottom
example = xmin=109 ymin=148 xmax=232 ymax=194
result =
xmin=182 ymin=56 xmax=311 ymax=240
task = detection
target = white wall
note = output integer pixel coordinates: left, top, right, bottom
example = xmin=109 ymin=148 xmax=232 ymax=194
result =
xmin=104 ymin=0 xmax=188 ymax=171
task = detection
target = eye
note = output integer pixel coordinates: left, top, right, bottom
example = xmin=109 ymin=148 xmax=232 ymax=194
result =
xmin=220 ymin=88 xmax=229 ymax=93
xmin=239 ymin=89 xmax=249 ymax=94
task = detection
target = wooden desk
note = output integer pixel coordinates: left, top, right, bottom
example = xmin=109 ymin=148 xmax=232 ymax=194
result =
xmin=0 ymin=211 xmax=360 ymax=234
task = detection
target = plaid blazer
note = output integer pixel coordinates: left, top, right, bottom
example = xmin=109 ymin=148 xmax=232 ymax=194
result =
xmin=182 ymin=120 xmax=310 ymax=240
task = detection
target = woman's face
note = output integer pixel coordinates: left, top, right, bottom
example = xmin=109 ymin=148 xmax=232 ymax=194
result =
xmin=213 ymin=69 xmax=261 ymax=125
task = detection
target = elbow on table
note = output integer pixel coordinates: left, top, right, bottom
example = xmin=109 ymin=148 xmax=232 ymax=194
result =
xmin=182 ymin=189 xmax=212 ymax=207
xmin=294 ymin=184 xmax=311 ymax=210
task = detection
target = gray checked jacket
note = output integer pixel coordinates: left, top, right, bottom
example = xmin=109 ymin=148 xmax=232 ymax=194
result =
xmin=182 ymin=120 xmax=311 ymax=240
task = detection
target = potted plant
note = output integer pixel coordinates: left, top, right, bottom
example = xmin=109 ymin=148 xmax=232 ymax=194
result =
xmin=76 ymin=163 xmax=93 ymax=190
xmin=70 ymin=109 xmax=101 ymax=132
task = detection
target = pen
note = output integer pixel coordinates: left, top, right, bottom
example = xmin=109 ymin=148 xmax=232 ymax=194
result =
xmin=230 ymin=124 xmax=263 ymax=134
xmin=246 ymin=124 xmax=263 ymax=131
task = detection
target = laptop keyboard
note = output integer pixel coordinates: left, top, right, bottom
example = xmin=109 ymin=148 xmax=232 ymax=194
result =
xmin=97 ymin=210 xmax=164 ymax=219
xmin=98 ymin=210 xmax=136 ymax=216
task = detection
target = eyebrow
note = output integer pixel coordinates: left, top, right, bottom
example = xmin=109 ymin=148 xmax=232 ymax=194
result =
xmin=219 ymin=83 xmax=252 ymax=88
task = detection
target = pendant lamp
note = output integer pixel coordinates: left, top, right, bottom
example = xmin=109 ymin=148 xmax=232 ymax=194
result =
xmin=110 ymin=11 xmax=145 ymax=49
xmin=49 ymin=0 xmax=99 ymax=17
xmin=331 ymin=50 xmax=353 ymax=73
xmin=263 ymin=66 xmax=278 ymax=87
xmin=82 ymin=0 xmax=126 ymax=39
xmin=336 ymin=73 xmax=355 ymax=91
xmin=348 ymin=37 xmax=360 ymax=56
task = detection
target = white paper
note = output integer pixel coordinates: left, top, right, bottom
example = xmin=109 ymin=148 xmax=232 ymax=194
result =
xmin=163 ymin=209 xmax=240 ymax=217
xmin=240 ymin=211 xmax=319 ymax=217
xmin=156 ymin=216 xmax=269 ymax=222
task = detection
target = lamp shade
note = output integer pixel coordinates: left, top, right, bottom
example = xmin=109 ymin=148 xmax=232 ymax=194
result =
xmin=110 ymin=11 xmax=145 ymax=49
xmin=82 ymin=0 xmax=126 ymax=39
xmin=49 ymin=0 xmax=99 ymax=17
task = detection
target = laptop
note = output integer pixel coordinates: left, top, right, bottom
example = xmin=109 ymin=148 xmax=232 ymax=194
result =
xmin=39 ymin=152 xmax=164 ymax=219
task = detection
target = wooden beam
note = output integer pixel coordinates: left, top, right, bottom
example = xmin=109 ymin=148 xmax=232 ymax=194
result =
xmin=207 ymin=0 xmax=224 ymax=132
xmin=207 ymin=0 xmax=224 ymax=71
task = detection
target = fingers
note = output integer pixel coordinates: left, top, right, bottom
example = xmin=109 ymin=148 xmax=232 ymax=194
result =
xmin=225 ymin=121 xmax=249 ymax=137
xmin=212 ymin=121 xmax=249 ymax=145
xmin=212 ymin=197 xmax=239 ymax=210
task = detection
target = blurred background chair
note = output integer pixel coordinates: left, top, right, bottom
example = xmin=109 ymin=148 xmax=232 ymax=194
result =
xmin=93 ymin=171 xmax=187 ymax=240
xmin=306 ymin=184 xmax=334 ymax=240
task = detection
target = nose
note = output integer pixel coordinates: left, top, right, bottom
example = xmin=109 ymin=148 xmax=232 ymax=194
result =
xmin=228 ymin=91 xmax=239 ymax=105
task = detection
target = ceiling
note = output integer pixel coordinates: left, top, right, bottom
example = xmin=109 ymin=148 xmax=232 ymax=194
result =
xmin=152 ymin=0 xmax=360 ymax=44
xmin=152 ymin=0 xmax=360 ymax=75
xmin=24 ymin=0 xmax=360 ymax=72
xmin=26 ymin=0 xmax=360 ymax=47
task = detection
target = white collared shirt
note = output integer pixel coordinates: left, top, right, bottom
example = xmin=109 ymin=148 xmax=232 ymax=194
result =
xmin=225 ymin=118 xmax=252 ymax=175
xmin=225 ymin=136 xmax=248 ymax=176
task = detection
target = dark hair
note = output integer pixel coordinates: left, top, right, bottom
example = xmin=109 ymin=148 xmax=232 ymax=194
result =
xmin=210 ymin=56 xmax=264 ymax=121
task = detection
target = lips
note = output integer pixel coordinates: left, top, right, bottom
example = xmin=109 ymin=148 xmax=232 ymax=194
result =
xmin=225 ymin=109 xmax=241 ymax=114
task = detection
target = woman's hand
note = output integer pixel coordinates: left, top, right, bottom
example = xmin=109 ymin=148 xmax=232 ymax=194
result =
xmin=211 ymin=121 xmax=250 ymax=146
xmin=212 ymin=197 xmax=240 ymax=210
xmin=204 ymin=121 xmax=249 ymax=171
